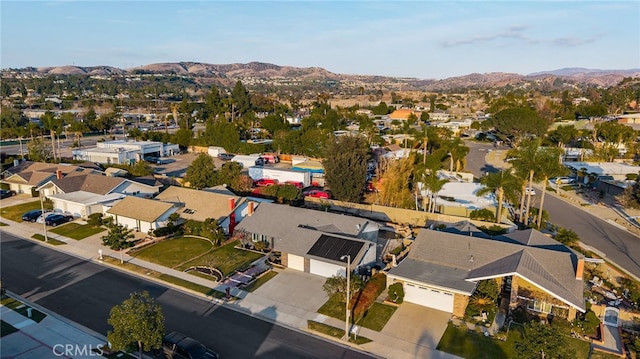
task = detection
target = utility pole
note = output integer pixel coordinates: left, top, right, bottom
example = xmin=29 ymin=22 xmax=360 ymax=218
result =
xmin=340 ymin=254 xmax=351 ymax=342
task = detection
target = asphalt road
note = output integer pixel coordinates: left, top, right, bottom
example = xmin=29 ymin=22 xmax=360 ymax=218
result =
xmin=0 ymin=232 xmax=374 ymax=359
xmin=464 ymin=140 xmax=640 ymax=280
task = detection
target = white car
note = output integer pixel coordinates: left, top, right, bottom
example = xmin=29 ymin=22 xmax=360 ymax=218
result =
xmin=549 ymin=177 xmax=575 ymax=185
xmin=525 ymin=188 xmax=536 ymax=196
xmin=35 ymin=212 xmax=55 ymax=224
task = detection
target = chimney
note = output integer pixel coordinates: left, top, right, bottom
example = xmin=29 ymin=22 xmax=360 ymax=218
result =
xmin=228 ymin=198 xmax=235 ymax=212
xmin=576 ymin=258 xmax=585 ymax=280
xmin=248 ymin=202 xmax=254 ymax=216
xmin=56 ymin=170 xmax=63 ymax=179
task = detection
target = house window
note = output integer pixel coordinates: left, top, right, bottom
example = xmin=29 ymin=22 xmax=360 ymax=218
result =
xmin=527 ymin=300 xmax=553 ymax=314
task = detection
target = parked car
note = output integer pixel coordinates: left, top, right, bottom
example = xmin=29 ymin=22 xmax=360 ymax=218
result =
xmin=525 ymin=188 xmax=536 ymax=196
xmin=162 ymin=331 xmax=219 ymax=359
xmin=45 ymin=214 xmax=74 ymax=226
xmin=549 ymin=177 xmax=575 ymax=185
xmin=283 ymin=181 xmax=304 ymax=189
xmin=0 ymin=189 xmax=16 ymax=199
xmin=36 ymin=212 xmax=55 ymax=224
xmin=22 ymin=209 xmax=44 ymax=222
xmin=254 ymin=178 xmax=278 ymax=187
xmin=303 ymin=189 xmax=332 ymax=199
xmin=217 ymin=153 xmax=235 ymax=161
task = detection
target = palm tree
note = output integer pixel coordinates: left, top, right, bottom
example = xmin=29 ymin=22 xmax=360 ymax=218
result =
xmin=477 ymin=170 xmax=519 ymax=223
xmin=508 ymin=139 xmax=542 ymax=226
xmin=534 ymin=147 xmax=568 ymax=227
xmin=445 ymin=137 xmax=470 ymax=172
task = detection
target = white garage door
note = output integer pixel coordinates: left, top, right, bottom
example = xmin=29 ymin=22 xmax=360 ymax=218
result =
xmin=288 ymin=254 xmax=305 ymax=271
xmin=309 ymin=259 xmax=344 ymax=278
xmin=404 ymin=282 xmax=454 ymax=313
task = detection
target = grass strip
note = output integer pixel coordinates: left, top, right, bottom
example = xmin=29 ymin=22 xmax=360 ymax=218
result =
xmin=0 ymin=200 xmax=52 ymax=222
xmin=0 ymin=297 xmax=47 ymax=323
xmin=307 ymin=320 xmax=372 ymax=345
xmin=0 ymin=320 xmax=18 ymax=337
xmin=32 ymin=234 xmax=66 ymax=246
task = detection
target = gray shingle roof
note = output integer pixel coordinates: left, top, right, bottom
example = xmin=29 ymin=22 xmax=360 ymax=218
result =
xmin=389 ymin=228 xmax=585 ymax=311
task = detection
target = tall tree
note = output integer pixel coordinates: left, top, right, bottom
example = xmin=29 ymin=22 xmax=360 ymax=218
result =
xmin=508 ymin=138 xmax=542 ymax=226
xmin=27 ymin=136 xmax=52 ymax=162
xmin=477 ymin=170 xmax=519 ymax=223
xmin=323 ymin=135 xmax=369 ymax=202
xmin=184 ymin=153 xmax=217 ymax=189
xmin=107 ymin=291 xmax=165 ymax=359
xmin=101 ymin=222 xmax=135 ymax=264
xmin=534 ymin=147 xmax=568 ymax=227
xmin=489 ymin=107 xmax=548 ymax=145
xmin=231 ymin=81 xmax=251 ymax=119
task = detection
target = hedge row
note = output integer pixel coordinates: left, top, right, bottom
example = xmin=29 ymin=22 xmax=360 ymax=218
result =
xmin=350 ymin=273 xmax=387 ymax=322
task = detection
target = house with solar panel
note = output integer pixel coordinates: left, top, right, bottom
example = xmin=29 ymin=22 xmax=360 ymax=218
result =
xmin=234 ymin=202 xmax=379 ymax=277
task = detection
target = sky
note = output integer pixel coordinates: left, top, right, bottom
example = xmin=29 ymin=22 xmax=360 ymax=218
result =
xmin=1 ymin=1 xmax=639 ymax=79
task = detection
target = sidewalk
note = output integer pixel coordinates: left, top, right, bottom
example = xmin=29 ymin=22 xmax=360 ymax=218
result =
xmin=0 ymin=215 xmax=460 ymax=359
xmin=1 ymin=291 xmax=108 ymax=359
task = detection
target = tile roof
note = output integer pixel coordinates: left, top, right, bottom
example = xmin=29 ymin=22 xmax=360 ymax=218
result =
xmin=107 ymin=196 xmax=175 ymax=222
xmin=155 ymin=186 xmax=239 ymax=222
xmin=389 ymin=228 xmax=585 ymax=311
xmin=47 ymin=174 xmax=125 ymax=195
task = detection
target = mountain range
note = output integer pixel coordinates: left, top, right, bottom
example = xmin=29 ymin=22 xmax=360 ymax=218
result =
xmin=7 ymin=62 xmax=640 ymax=90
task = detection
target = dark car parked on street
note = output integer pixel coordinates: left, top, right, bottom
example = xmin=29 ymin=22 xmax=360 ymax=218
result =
xmin=22 ymin=210 xmax=44 ymax=222
xmin=45 ymin=214 xmax=74 ymax=226
xmin=0 ymin=189 xmax=16 ymax=199
xmin=217 ymin=153 xmax=235 ymax=161
xmin=162 ymin=331 xmax=219 ymax=359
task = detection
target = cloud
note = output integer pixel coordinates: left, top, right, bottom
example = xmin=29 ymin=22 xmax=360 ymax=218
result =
xmin=441 ymin=26 xmax=533 ymax=47
xmin=550 ymin=36 xmax=598 ymax=47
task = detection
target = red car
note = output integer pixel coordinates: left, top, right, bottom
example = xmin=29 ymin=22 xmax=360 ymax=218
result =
xmin=283 ymin=181 xmax=304 ymax=189
xmin=303 ymin=189 xmax=332 ymax=199
xmin=254 ymin=178 xmax=278 ymax=187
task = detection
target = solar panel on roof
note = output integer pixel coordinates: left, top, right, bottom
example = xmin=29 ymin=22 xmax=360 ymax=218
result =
xmin=307 ymin=234 xmax=364 ymax=261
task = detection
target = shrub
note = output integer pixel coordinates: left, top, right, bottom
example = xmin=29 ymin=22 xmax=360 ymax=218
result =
xmin=153 ymin=225 xmax=182 ymax=237
xmin=87 ymin=213 xmax=104 ymax=227
xmin=478 ymin=225 xmax=507 ymax=236
xmin=470 ymin=208 xmax=496 ymax=222
xmin=350 ymin=273 xmax=387 ymax=322
xmin=387 ymin=282 xmax=404 ymax=304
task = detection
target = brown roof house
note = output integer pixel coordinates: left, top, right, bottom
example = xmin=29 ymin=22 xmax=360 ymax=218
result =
xmin=1 ymin=162 xmax=98 ymax=194
xmin=106 ymin=196 xmax=177 ymax=233
xmin=155 ymin=186 xmax=258 ymax=235
xmin=387 ymin=224 xmax=586 ymax=320
xmin=36 ymin=173 xmax=161 ymax=218
xmin=235 ymin=202 xmax=379 ymax=278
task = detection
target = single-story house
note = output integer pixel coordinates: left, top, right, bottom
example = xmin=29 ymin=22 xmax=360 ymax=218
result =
xmin=37 ymin=173 xmax=161 ymax=199
xmin=1 ymin=162 xmax=100 ymax=194
xmin=428 ymin=182 xmax=497 ymax=218
xmin=564 ymin=161 xmax=640 ymax=182
xmin=234 ymin=202 xmax=379 ymax=277
xmin=154 ymin=186 xmax=253 ymax=235
xmin=106 ymin=196 xmax=178 ymax=232
xmin=47 ymin=191 xmax=125 ymax=218
xmin=387 ymin=224 xmax=585 ymax=319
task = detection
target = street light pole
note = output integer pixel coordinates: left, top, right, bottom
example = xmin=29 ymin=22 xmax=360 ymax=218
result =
xmin=39 ymin=191 xmax=48 ymax=242
xmin=340 ymin=254 xmax=351 ymax=341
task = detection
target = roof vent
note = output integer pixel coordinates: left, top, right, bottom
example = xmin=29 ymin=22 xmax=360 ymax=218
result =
xmin=469 ymin=255 xmax=474 ymax=262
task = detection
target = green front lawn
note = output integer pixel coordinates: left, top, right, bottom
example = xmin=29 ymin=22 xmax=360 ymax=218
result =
xmin=50 ymin=222 xmax=105 ymax=240
xmin=437 ymin=323 xmax=516 ymax=359
xmin=0 ymin=200 xmax=52 ymax=222
xmin=0 ymin=320 xmax=18 ymax=337
xmin=0 ymin=297 xmax=47 ymax=323
xmin=437 ymin=323 xmax=590 ymax=359
xmin=134 ymin=236 xmax=213 ymax=269
xmin=317 ymin=294 xmax=397 ymax=332
xmin=178 ymin=240 xmax=264 ymax=276
xmin=357 ymin=302 xmax=397 ymax=331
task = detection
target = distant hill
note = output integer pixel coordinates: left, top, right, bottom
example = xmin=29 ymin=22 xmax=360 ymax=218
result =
xmin=5 ymin=62 xmax=639 ymax=90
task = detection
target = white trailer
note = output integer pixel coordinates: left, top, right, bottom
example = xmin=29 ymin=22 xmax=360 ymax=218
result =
xmin=207 ymin=146 xmax=227 ymax=157
xmin=231 ymin=154 xmax=264 ymax=168
xmin=248 ymin=166 xmax=311 ymax=188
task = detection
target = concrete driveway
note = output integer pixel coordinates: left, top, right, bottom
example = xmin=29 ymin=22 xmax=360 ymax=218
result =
xmin=381 ymin=302 xmax=451 ymax=354
xmin=251 ymin=269 xmax=329 ymax=313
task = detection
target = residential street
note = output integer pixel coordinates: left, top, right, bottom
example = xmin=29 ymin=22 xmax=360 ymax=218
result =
xmin=0 ymin=231 xmax=375 ymax=359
